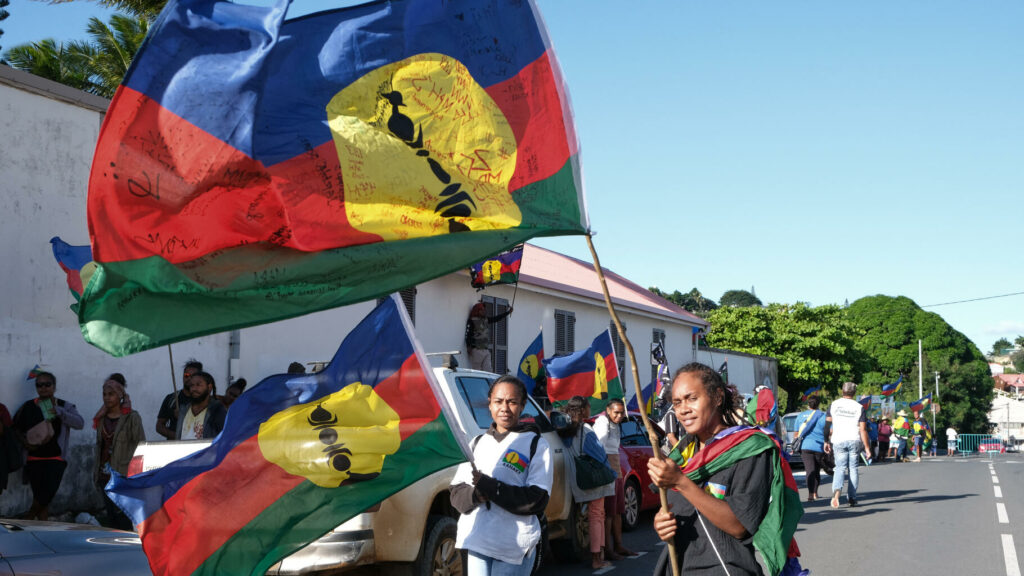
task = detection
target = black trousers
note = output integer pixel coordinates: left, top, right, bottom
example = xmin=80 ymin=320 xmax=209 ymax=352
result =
xmin=25 ymin=459 xmax=67 ymax=506
xmin=800 ymin=450 xmax=826 ymax=498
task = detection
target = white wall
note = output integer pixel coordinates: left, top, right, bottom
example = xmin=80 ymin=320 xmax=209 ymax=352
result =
xmin=0 ymin=77 xmax=229 ymax=516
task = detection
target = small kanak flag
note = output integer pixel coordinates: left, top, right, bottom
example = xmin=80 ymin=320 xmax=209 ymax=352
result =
xmin=517 ymin=330 xmax=545 ymax=395
xmin=50 ymin=237 xmax=96 ymax=304
xmin=107 ymin=296 xmax=469 ymax=576
xmin=470 ymin=245 xmax=524 ymax=289
xmin=800 ymin=387 xmax=820 ymax=402
xmin=626 ymin=378 xmax=656 ymax=416
xmin=910 ymin=393 xmax=932 ymax=413
xmin=880 ymin=375 xmax=903 ymax=397
xmin=858 ymin=396 xmax=872 ymax=409
xmin=544 ymin=329 xmax=622 ymax=412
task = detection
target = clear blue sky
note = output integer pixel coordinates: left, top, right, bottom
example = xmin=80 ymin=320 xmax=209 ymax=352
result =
xmin=4 ymin=0 xmax=1022 ymax=354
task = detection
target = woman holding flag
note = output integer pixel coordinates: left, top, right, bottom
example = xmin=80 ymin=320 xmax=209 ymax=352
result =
xmin=647 ymin=363 xmax=804 ymax=576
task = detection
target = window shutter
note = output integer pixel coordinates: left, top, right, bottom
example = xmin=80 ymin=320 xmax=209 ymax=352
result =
xmin=377 ymin=287 xmax=417 ymax=325
xmin=555 ymin=309 xmax=575 ymax=356
xmin=610 ymin=321 xmax=626 ymax=376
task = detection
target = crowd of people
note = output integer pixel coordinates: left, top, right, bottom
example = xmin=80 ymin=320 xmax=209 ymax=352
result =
xmin=0 ymin=358 xmax=267 ymax=526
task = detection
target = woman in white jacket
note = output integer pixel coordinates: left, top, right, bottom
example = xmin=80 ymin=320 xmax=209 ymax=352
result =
xmin=450 ymin=375 xmax=553 ymax=576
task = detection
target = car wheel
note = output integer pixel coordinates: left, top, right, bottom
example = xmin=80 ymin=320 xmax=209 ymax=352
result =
xmin=415 ymin=515 xmax=461 ymax=576
xmin=623 ymin=478 xmax=640 ymax=532
xmin=551 ymin=501 xmax=590 ymax=563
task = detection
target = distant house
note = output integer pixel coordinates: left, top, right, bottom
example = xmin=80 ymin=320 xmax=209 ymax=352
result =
xmin=995 ymin=374 xmax=1024 ymax=394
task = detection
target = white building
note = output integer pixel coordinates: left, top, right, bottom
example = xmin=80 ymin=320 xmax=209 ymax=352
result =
xmin=0 ymin=65 xmax=777 ymax=515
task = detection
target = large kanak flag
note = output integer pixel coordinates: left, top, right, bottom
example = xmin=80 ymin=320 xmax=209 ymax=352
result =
xmin=80 ymin=0 xmax=588 ymax=356
xmin=107 ymin=296 xmax=470 ymax=576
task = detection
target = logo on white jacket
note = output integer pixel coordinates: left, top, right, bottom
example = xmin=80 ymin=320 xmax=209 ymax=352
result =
xmin=501 ymin=449 xmax=530 ymax=474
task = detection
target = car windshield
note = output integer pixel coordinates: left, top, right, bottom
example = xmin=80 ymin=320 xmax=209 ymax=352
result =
xmin=454 ymin=375 xmax=551 ymax=432
xmin=620 ymin=417 xmax=651 ymax=447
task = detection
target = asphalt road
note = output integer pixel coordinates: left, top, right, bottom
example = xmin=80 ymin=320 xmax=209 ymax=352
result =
xmin=538 ymin=453 xmax=1024 ymax=576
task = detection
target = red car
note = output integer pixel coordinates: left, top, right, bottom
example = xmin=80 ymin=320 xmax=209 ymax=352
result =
xmin=616 ymin=414 xmax=664 ymax=531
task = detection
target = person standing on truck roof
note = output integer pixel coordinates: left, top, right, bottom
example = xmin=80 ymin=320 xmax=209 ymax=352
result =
xmin=450 ymin=375 xmax=552 ymax=576
xmin=465 ymin=302 xmax=513 ymax=372
xmin=94 ymin=375 xmax=145 ymax=530
xmin=592 ymin=398 xmax=637 ymax=560
xmin=156 ymin=359 xmax=202 ymax=440
xmin=176 ymin=372 xmax=226 ymax=440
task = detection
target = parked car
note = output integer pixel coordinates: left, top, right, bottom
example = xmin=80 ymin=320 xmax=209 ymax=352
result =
xmin=129 ymin=362 xmax=577 ymax=575
xmin=779 ymin=412 xmax=804 ymax=468
xmin=581 ymin=412 xmax=662 ymax=532
xmin=980 ymin=439 xmax=1005 ymax=453
xmin=0 ymin=519 xmax=151 ymax=575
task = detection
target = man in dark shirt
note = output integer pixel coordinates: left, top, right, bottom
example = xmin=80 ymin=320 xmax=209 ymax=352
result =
xmin=155 ymin=359 xmax=202 ymax=440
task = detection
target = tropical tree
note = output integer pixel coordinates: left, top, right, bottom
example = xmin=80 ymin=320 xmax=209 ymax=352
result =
xmin=48 ymin=0 xmax=164 ymax=20
xmin=1012 ymin=350 xmax=1024 ymax=373
xmin=705 ymin=302 xmax=859 ymax=412
xmin=993 ymin=337 xmax=1013 ymax=355
xmin=1016 ymin=335 xmax=1024 ymax=348
xmin=846 ymin=295 xmax=993 ymax=434
xmin=0 ymin=0 xmax=10 ymax=54
xmin=3 ymin=13 xmax=149 ymax=98
xmin=720 ymin=289 xmax=762 ymax=308
xmin=4 ymin=38 xmax=96 ymax=92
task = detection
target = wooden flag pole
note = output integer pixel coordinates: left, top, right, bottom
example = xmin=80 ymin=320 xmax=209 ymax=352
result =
xmin=585 ymin=234 xmax=679 ymax=576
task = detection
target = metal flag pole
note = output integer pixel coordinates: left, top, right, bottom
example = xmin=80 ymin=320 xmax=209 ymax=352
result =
xmin=167 ymin=344 xmax=179 ymax=412
xmin=585 ymin=234 xmax=679 ymax=576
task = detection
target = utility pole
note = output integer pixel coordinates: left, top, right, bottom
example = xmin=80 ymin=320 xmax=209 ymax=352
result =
xmin=918 ymin=340 xmax=924 ymax=399
xmin=933 ymin=371 xmax=939 ymax=434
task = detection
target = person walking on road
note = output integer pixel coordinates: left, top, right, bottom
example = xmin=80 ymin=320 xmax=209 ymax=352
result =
xmin=892 ymin=410 xmax=912 ymax=462
xmin=947 ymin=426 xmax=958 ymax=457
xmin=877 ymin=418 xmax=893 ymax=463
xmin=796 ymin=396 xmax=828 ymax=501
xmin=593 ymin=398 xmax=637 ymax=560
xmin=824 ymin=381 xmax=872 ymax=508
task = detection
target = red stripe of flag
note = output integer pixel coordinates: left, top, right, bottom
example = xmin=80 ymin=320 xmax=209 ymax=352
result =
xmin=138 ymin=436 xmax=303 ymax=576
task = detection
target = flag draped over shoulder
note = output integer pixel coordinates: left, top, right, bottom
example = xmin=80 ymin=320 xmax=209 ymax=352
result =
xmin=80 ymin=0 xmax=588 ymax=356
xmin=674 ymin=426 xmax=804 ymax=576
xmin=517 ymin=330 xmax=544 ymax=395
xmin=470 ymin=245 xmax=524 ymax=289
xmin=544 ymin=329 xmax=622 ymax=412
xmin=50 ymin=237 xmax=96 ymax=307
xmin=746 ymin=386 xmax=777 ymax=429
xmin=881 ymin=375 xmax=903 ymax=397
xmin=106 ymin=296 xmax=469 ymax=576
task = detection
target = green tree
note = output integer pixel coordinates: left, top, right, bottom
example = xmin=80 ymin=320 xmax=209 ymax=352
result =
xmin=846 ymin=295 xmax=993 ymax=434
xmin=993 ymin=337 xmax=1013 ymax=355
xmin=0 ymin=0 xmax=10 ymax=54
xmin=3 ymin=13 xmax=149 ymax=98
xmin=1012 ymin=350 xmax=1024 ymax=373
xmin=4 ymin=38 xmax=96 ymax=92
xmin=1016 ymin=335 xmax=1024 ymax=348
xmin=705 ymin=302 xmax=858 ymax=412
xmin=49 ymin=0 xmax=164 ymax=20
xmin=720 ymin=289 xmax=762 ymax=308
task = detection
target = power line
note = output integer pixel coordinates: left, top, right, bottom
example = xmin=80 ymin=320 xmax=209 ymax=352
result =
xmin=921 ymin=290 xmax=1024 ymax=308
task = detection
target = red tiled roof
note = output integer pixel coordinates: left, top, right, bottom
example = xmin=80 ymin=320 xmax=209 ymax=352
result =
xmin=995 ymin=374 xmax=1024 ymax=387
xmin=517 ymin=244 xmax=708 ymax=327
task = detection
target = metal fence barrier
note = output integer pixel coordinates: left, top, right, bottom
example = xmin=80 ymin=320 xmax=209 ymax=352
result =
xmin=957 ymin=434 xmax=1001 ymax=457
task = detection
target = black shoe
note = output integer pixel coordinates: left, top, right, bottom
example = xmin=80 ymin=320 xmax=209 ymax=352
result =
xmin=848 ymin=498 xmax=858 ymax=507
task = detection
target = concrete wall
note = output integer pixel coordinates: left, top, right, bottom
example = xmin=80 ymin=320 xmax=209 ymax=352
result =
xmin=0 ymin=71 xmax=230 ymax=516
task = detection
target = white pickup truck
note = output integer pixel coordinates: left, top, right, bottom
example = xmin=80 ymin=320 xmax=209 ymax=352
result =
xmin=128 ymin=362 xmax=588 ymax=575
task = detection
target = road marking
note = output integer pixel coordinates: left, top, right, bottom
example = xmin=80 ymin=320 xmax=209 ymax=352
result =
xmin=998 ymin=502 xmax=1009 ymax=523
xmin=995 ymin=475 xmax=1001 ymax=484
xmin=996 ymin=486 xmax=1003 ymax=498
xmin=594 ymin=565 xmax=615 ymax=575
xmin=1003 ymin=534 xmax=1021 ymax=576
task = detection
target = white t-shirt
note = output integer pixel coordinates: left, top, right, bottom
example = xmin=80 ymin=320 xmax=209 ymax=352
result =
xmin=827 ymin=398 xmax=866 ymax=444
xmin=592 ymin=413 xmax=621 ymax=455
xmin=452 ymin=430 xmax=552 ymax=565
xmin=180 ymin=406 xmax=207 ymax=440
xmin=947 ymin=428 xmax=958 ymax=442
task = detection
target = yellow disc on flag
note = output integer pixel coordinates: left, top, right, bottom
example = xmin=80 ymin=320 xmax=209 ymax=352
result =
xmin=327 ymin=53 xmax=522 ymax=240
xmin=258 ymin=383 xmax=401 ymax=487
